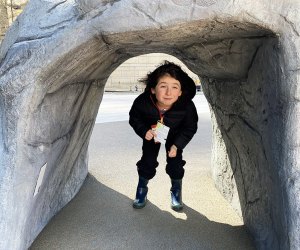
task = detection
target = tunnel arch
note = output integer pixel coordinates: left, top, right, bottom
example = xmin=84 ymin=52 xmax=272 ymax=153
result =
xmin=25 ymin=21 xmax=281 ymax=249
xmin=0 ymin=2 xmax=298 ymax=249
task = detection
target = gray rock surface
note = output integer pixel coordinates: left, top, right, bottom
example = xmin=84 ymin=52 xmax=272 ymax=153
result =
xmin=0 ymin=0 xmax=299 ymax=249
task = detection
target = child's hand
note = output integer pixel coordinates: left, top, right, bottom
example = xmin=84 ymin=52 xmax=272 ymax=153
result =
xmin=168 ymin=145 xmax=177 ymax=158
xmin=145 ymin=130 xmax=156 ymax=141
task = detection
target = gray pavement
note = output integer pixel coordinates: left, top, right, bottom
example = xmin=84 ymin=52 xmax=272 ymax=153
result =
xmin=30 ymin=110 xmax=256 ymax=250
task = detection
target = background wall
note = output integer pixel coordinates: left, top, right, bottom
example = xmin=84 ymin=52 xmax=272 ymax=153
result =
xmin=105 ymin=53 xmax=200 ymax=92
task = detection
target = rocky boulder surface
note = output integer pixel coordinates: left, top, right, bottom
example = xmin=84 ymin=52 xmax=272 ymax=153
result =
xmin=0 ymin=0 xmax=299 ymax=249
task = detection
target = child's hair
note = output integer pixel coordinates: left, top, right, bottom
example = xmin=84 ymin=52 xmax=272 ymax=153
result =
xmin=140 ymin=60 xmax=196 ymax=100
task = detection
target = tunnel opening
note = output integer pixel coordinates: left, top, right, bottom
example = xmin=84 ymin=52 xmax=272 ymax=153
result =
xmin=82 ymin=52 xmax=221 ymax=217
xmin=90 ymin=52 xmax=213 ymax=202
xmin=1 ymin=18 xmax=286 ymax=250
xmin=31 ymin=53 xmax=257 ymax=249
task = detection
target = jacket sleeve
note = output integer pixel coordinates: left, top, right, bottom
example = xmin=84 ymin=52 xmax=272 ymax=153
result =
xmin=173 ymin=101 xmax=198 ymax=150
xmin=129 ymin=97 xmax=149 ymax=139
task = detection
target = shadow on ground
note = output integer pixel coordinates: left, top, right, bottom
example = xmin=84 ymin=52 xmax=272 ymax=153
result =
xmin=30 ymin=174 xmax=255 ymax=250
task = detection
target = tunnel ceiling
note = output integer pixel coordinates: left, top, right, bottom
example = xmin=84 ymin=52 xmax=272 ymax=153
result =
xmin=39 ymin=20 xmax=276 ymax=91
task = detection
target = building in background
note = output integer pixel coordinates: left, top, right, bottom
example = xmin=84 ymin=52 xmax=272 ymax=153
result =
xmin=105 ymin=53 xmax=201 ymax=92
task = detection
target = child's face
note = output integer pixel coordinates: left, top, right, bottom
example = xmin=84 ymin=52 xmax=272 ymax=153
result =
xmin=151 ymin=74 xmax=182 ymax=109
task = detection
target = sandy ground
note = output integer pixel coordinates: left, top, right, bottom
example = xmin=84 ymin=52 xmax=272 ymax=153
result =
xmin=30 ymin=113 xmax=256 ymax=250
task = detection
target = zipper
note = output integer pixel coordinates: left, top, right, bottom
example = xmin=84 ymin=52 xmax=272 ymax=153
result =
xmin=150 ymin=95 xmax=166 ymax=124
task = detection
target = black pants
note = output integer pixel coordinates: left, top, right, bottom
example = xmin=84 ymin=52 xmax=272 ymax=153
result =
xmin=137 ymin=139 xmax=186 ymax=180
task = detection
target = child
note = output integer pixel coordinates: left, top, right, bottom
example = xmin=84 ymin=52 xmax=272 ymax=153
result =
xmin=129 ymin=61 xmax=198 ymax=211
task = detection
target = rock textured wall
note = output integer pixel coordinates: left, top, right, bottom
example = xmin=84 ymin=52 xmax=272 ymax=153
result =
xmin=0 ymin=1 xmax=299 ymax=250
xmin=202 ymin=37 xmax=285 ymax=248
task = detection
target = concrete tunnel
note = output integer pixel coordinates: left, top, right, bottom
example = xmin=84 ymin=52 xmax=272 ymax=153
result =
xmin=0 ymin=1 xmax=299 ymax=249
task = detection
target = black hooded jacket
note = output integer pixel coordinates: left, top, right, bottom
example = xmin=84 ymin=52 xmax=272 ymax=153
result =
xmin=129 ymin=92 xmax=198 ymax=150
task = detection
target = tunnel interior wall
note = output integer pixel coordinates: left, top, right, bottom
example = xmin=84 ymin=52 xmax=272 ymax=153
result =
xmin=201 ymin=37 xmax=287 ymax=249
xmin=22 ymin=80 xmax=104 ymax=248
xmin=18 ymin=38 xmax=120 ymax=248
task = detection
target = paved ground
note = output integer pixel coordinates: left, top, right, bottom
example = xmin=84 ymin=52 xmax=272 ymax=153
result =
xmin=30 ymin=94 xmax=256 ymax=250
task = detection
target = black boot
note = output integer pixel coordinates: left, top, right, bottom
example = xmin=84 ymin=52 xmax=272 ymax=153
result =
xmin=170 ymin=179 xmax=183 ymax=211
xmin=133 ymin=176 xmax=149 ymax=209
